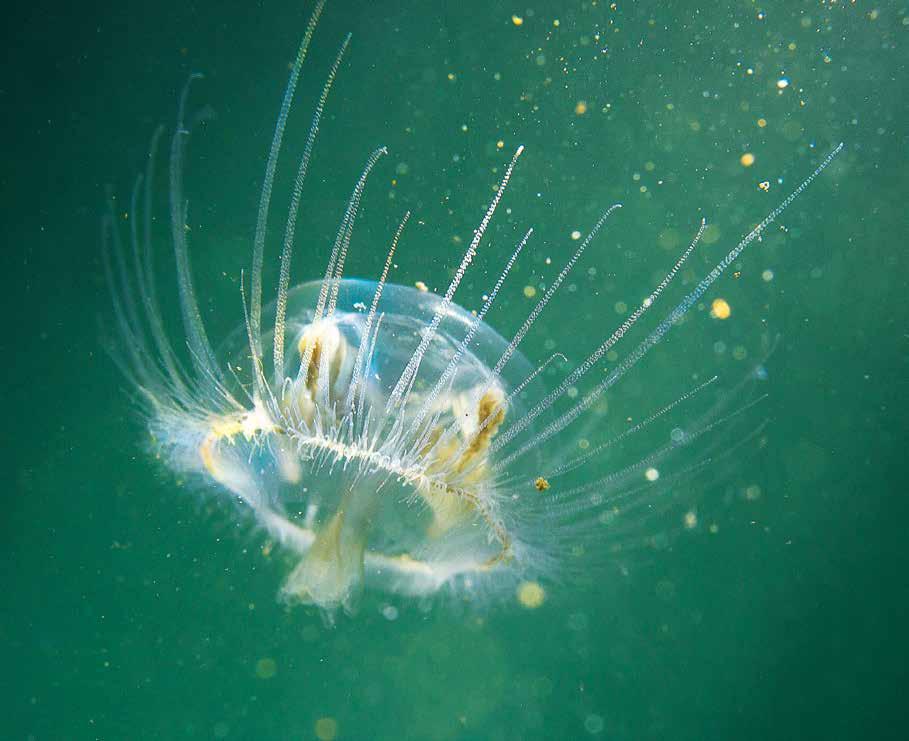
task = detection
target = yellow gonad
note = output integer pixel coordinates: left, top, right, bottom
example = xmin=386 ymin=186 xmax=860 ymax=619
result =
xmin=418 ymin=388 xmax=506 ymax=537
xmin=198 ymin=400 xmax=279 ymax=480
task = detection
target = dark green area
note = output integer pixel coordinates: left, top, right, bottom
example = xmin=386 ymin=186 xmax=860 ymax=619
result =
xmin=3 ymin=1 xmax=906 ymax=739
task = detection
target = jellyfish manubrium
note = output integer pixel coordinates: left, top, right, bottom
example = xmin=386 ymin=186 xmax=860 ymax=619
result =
xmin=104 ymin=1 xmax=841 ymax=615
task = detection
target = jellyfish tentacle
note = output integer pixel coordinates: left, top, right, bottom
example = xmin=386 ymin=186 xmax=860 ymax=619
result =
xmin=250 ymin=0 xmax=327 ymax=375
xmin=327 ymin=146 xmax=389 ymax=318
xmin=274 ymin=33 xmax=351 ymax=389
xmin=492 ymin=216 xmax=707 ymax=457
xmin=553 ymin=392 xmax=769 ymax=503
xmin=436 ymin=204 xmax=621 ymax=479
xmin=403 ymin=227 xmax=533 ymax=459
xmin=492 ymin=143 xmax=845 ymax=473
xmin=345 ymin=211 xmax=410 ymax=416
xmin=105 ymin=190 xmax=149 ymax=371
xmin=299 ymin=145 xmax=388 ymax=394
xmin=497 ymin=374 xmax=719 ymax=491
xmin=356 ymin=312 xmax=385 ymax=431
xmin=384 ymin=145 xmax=526 ymax=418
xmin=306 ymin=146 xmax=387 ymax=415
xmin=101 ymin=212 xmax=154 ymax=392
xmin=168 ymin=72 xmax=222 ymax=386
xmin=132 ymin=125 xmax=190 ymax=397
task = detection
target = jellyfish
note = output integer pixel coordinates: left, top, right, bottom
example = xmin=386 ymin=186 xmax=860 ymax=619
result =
xmin=103 ymin=0 xmax=842 ymax=616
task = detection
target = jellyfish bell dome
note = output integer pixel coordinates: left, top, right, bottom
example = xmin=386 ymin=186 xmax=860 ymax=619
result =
xmin=212 ymin=278 xmax=547 ymax=613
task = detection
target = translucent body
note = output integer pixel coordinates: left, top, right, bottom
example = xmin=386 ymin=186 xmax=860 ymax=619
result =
xmin=104 ymin=0 xmax=840 ymax=617
xmin=194 ymin=279 xmax=541 ymax=610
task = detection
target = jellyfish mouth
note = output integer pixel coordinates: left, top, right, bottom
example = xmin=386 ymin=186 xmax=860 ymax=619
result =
xmin=195 ymin=393 xmax=514 ymax=612
xmin=275 ymin=429 xmax=514 ymax=611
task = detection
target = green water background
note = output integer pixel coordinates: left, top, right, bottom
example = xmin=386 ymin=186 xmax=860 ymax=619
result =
xmin=3 ymin=1 xmax=906 ymax=739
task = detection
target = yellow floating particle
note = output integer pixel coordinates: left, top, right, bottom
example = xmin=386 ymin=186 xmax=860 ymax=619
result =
xmin=496 ymin=139 xmax=504 ymax=149
xmin=645 ymin=467 xmax=660 ymax=482
xmin=740 ymin=152 xmax=755 ymax=167
xmin=511 ymin=15 xmax=524 ymax=26
xmin=523 ymin=285 xmax=537 ymax=298
xmin=570 ymin=229 xmax=582 ymax=240
xmin=757 ymin=117 xmax=767 ymax=128
xmin=415 ymin=280 xmax=428 ymax=292
xmin=314 ymin=717 xmax=338 ymax=741
xmin=711 ymin=298 xmax=731 ymax=320
xmin=534 ymin=477 xmax=550 ymax=492
xmin=517 ymin=581 xmax=546 ymax=608
xmin=758 ymin=180 xmax=771 ymax=192
xmin=255 ymin=657 xmax=277 ymax=679
xmin=683 ymin=511 xmax=698 ymax=529
xmin=574 ymin=100 xmax=588 ymax=115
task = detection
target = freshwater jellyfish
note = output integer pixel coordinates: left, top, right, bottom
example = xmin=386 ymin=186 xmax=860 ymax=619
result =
xmin=104 ymin=1 xmax=841 ymax=616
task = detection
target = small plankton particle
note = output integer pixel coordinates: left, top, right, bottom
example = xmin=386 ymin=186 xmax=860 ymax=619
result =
xmin=517 ymin=581 xmax=546 ymax=608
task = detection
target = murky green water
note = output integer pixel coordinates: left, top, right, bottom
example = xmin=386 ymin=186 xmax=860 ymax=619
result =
xmin=4 ymin=1 xmax=906 ymax=739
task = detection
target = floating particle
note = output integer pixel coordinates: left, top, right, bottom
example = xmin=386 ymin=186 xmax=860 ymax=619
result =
xmin=645 ymin=467 xmax=660 ymax=482
xmin=745 ymin=484 xmax=762 ymax=501
xmin=534 ymin=477 xmax=550 ymax=492
xmin=757 ymin=117 xmax=767 ymax=128
xmin=570 ymin=229 xmax=582 ymax=240
xmin=517 ymin=580 xmax=546 ymax=608
xmin=776 ymin=77 xmax=790 ymax=90
xmin=585 ymin=714 xmax=605 ymax=734
xmin=710 ymin=298 xmax=731 ymax=319
xmin=255 ymin=657 xmax=277 ymax=679
xmin=414 ymin=280 xmax=428 ymax=292
xmin=523 ymin=285 xmax=537 ymax=298
xmin=762 ymin=269 xmax=774 ymax=282
xmin=758 ymin=181 xmax=771 ymax=192
xmin=574 ymin=100 xmax=588 ymax=115
xmin=740 ymin=152 xmax=755 ymax=167
xmin=496 ymin=139 xmax=504 ymax=149
xmin=511 ymin=15 xmax=524 ymax=26
xmin=314 ymin=718 xmax=338 ymax=741
xmin=683 ymin=510 xmax=698 ymax=529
